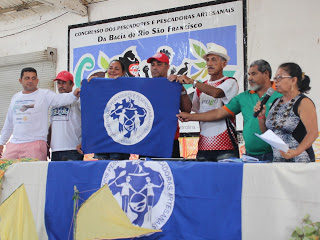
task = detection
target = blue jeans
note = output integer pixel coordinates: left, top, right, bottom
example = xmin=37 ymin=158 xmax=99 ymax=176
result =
xmin=246 ymin=152 xmax=273 ymax=161
xmin=51 ymin=150 xmax=83 ymax=161
xmin=196 ymin=150 xmax=239 ymax=162
xmin=94 ymin=153 xmax=130 ymax=160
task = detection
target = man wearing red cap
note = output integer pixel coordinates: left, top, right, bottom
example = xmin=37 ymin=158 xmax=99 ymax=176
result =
xmin=49 ymin=71 xmax=83 ymax=161
xmin=146 ymin=52 xmax=191 ymax=158
xmin=0 ymin=67 xmax=80 ymax=160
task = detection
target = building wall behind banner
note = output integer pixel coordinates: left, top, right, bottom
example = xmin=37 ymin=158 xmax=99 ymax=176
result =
xmin=0 ymin=9 xmax=87 ymax=73
xmin=246 ymin=0 xmax=320 ymax=123
xmin=0 ymin=0 xmax=215 ymax=74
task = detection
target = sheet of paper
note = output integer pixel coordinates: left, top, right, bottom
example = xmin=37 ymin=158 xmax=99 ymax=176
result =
xmin=255 ymin=130 xmax=289 ymax=153
xmin=218 ymin=158 xmax=243 ymax=163
xmin=241 ymin=155 xmax=259 ymax=162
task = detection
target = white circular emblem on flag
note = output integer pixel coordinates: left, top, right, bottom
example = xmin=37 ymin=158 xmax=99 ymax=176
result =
xmin=101 ymin=160 xmax=175 ymax=231
xmin=104 ymin=91 xmax=154 ymax=145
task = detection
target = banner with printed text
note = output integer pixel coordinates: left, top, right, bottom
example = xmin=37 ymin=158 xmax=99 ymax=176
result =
xmin=69 ymin=0 xmax=244 ymax=133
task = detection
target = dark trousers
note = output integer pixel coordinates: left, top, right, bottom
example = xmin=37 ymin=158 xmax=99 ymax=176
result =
xmin=51 ymin=150 xmax=83 ymax=161
xmin=94 ymin=152 xmax=130 ymax=160
xmin=171 ymin=139 xmax=180 ymax=158
xmin=245 ymin=152 xmax=273 ymax=161
xmin=196 ymin=150 xmax=239 ymax=162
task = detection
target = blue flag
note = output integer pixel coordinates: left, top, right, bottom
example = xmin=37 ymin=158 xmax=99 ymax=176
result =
xmin=44 ymin=161 xmax=243 ymax=240
xmin=81 ymin=77 xmax=181 ymax=158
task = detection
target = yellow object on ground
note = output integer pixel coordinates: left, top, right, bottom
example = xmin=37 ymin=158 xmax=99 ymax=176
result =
xmin=76 ymin=184 xmax=161 ymax=240
xmin=0 ymin=184 xmax=38 ymax=240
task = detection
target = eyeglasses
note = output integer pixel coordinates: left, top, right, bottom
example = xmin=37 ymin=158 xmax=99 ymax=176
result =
xmin=273 ymin=75 xmax=292 ymax=82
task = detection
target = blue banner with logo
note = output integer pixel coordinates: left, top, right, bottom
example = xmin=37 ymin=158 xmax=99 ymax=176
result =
xmin=44 ymin=161 xmax=243 ymax=240
xmin=81 ymin=77 xmax=181 ymax=158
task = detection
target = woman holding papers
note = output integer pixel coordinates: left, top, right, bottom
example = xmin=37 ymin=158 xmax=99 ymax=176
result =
xmin=77 ymin=60 xmax=131 ymax=160
xmin=255 ymin=62 xmax=318 ymax=162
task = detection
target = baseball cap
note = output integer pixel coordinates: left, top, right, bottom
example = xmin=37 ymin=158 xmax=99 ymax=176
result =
xmin=147 ymin=52 xmax=169 ymax=64
xmin=54 ymin=71 xmax=74 ymax=82
xmin=202 ymin=43 xmax=230 ymax=62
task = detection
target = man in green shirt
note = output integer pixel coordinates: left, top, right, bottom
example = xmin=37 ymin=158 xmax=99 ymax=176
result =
xmin=177 ymin=59 xmax=282 ymax=161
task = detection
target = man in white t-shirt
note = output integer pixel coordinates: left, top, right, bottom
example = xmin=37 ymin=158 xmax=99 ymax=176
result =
xmin=49 ymin=71 xmax=83 ymax=161
xmin=0 ymin=67 xmax=80 ymax=160
xmin=169 ymin=43 xmax=239 ymax=161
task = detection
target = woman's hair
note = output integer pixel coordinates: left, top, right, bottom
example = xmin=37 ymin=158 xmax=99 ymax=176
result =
xmin=108 ymin=59 xmax=126 ymax=73
xmin=279 ymin=62 xmax=311 ymax=93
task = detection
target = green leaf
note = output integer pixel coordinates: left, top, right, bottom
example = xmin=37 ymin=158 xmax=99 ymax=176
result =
xmin=292 ymin=230 xmax=299 ymax=237
xmin=315 ymin=222 xmax=320 ymax=229
xmin=306 ymin=219 xmax=313 ymax=225
xmin=302 ymin=237 xmax=311 ymax=240
xmin=304 ymin=214 xmax=310 ymax=221
xmin=195 ymin=62 xmax=206 ymax=68
xmin=304 ymin=226 xmax=316 ymax=235
xmin=100 ymin=56 xmax=109 ymax=70
xmin=202 ymin=69 xmax=208 ymax=78
xmin=296 ymin=227 xmax=304 ymax=235
xmin=310 ymin=235 xmax=320 ymax=240
xmin=192 ymin=43 xmax=206 ymax=58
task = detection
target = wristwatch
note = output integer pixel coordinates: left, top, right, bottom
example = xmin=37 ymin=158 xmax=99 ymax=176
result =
xmin=192 ymin=79 xmax=198 ymax=88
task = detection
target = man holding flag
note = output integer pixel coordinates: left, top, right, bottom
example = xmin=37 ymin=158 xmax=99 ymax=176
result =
xmin=146 ymin=52 xmax=191 ymax=158
xmin=170 ymin=44 xmax=239 ymax=161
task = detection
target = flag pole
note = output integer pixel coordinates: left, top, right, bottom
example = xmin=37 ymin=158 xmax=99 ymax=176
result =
xmin=73 ymin=185 xmax=79 ymax=240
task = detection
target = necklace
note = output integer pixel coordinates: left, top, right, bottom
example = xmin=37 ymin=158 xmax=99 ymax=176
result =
xmin=270 ymin=98 xmax=295 ymax=129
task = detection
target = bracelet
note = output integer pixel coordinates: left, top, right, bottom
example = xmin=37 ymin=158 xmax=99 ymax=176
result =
xmin=192 ymin=79 xmax=198 ymax=88
xmin=257 ymin=115 xmax=265 ymax=119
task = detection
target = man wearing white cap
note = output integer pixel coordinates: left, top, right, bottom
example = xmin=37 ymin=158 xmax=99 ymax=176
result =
xmin=49 ymin=71 xmax=83 ymax=161
xmin=146 ymin=52 xmax=191 ymax=158
xmin=169 ymin=43 xmax=239 ymax=161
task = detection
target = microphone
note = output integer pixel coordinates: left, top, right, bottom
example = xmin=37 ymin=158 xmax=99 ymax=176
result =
xmin=253 ymin=88 xmax=275 ymax=118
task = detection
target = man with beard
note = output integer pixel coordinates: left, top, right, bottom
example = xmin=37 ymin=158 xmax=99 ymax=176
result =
xmin=49 ymin=71 xmax=83 ymax=161
xmin=177 ymin=59 xmax=282 ymax=161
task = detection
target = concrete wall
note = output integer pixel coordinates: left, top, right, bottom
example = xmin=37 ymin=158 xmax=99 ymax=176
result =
xmin=247 ymin=0 xmax=320 ymax=111
xmin=0 ymin=0 xmax=211 ymax=71
xmin=0 ymin=8 xmax=87 ymax=72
